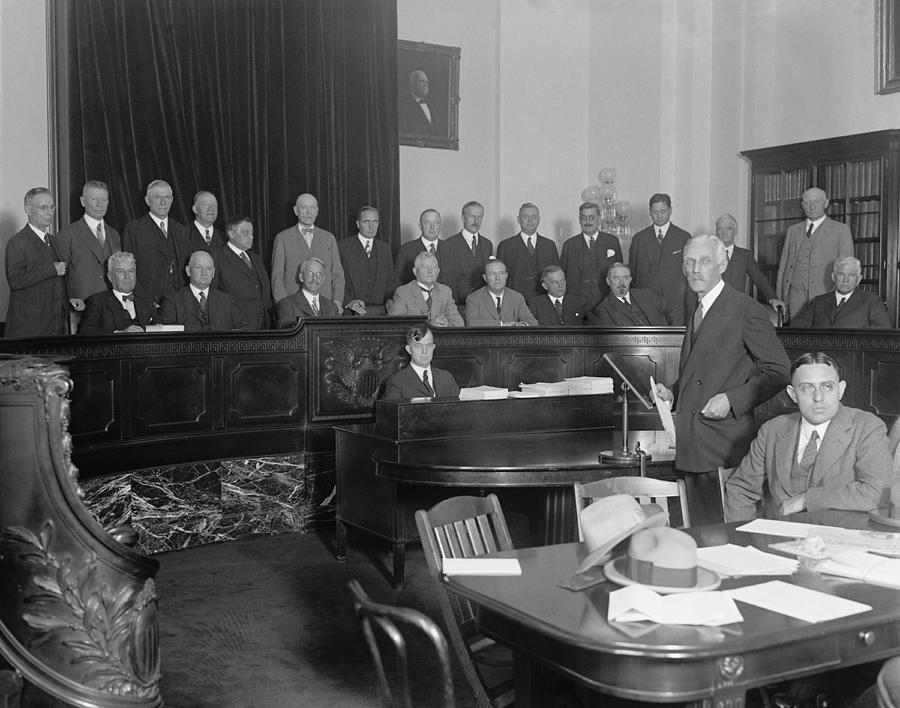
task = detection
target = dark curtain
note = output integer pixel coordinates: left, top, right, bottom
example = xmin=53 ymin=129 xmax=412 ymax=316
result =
xmin=60 ymin=0 xmax=400 ymax=264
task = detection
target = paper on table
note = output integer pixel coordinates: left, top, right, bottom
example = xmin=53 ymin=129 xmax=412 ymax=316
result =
xmin=649 ymin=376 xmax=676 ymax=447
xmin=696 ymin=544 xmax=798 ymax=577
xmin=442 ymin=558 xmax=522 ymax=576
xmin=727 ymin=580 xmax=871 ymax=623
xmin=608 ymin=585 xmax=743 ymax=626
xmin=819 ymin=550 xmax=900 ymax=590
xmin=735 ymin=519 xmax=830 ymax=538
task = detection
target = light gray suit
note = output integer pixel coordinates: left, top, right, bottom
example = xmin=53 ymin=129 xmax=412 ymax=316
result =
xmin=388 ymin=281 xmax=464 ymax=327
xmin=56 ymin=217 xmax=121 ymax=300
xmin=270 ymin=224 xmax=345 ymax=303
xmin=465 ymin=286 xmax=538 ymax=326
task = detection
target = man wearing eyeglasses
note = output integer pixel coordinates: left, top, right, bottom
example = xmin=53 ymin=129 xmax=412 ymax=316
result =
xmin=724 ymin=352 xmax=892 ymax=521
xmin=382 ymin=323 xmax=459 ymax=400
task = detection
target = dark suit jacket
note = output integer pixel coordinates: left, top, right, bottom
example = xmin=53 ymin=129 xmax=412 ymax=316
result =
xmin=559 ymin=232 xmax=622 ymax=309
xmin=187 ymin=223 xmax=226 ymax=255
xmin=673 ymin=284 xmax=790 ymax=472
xmin=337 ymin=237 xmax=396 ymax=307
xmin=628 ymin=224 xmax=691 ymax=320
xmin=527 ymin=294 xmax=586 ymax=326
xmin=382 ymin=365 xmax=459 ymax=400
xmin=4 ymin=225 xmax=68 ymax=337
xmin=790 ymin=289 xmax=890 ymax=329
xmin=441 ymin=233 xmax=494 ymax=304
xmin=159 ymin=286 xmax=250 ymax=332
xmin=275 ymin=290 xmax=341 ymax=328
xmin=394 ymin=239 xmax=449 ymax=293
xmin=398 ymin=92 xmax=441 ymax=135
xmin=213 ymin=247 xmax=273 ymax=329
xmin=122 ymin=214 xmax=190 ymax=304
xmin=56 ymin=217 xmax=121 ymax=300
xmin=723 ymin=246 xmax=777 ymax=302
xmin=78 ymin=289 xmax=157 ymax=334
xmin=592 ymin=288 xmax=683 ymax=326
xmin=496 ymin=234 xmax=560 ymax=298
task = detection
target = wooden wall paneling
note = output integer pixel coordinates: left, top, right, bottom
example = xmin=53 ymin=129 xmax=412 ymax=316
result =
xmin=225 ymin=355 xmax=304 ymax=426
xmin=132 ymin=357 xmax=213 ymax=436
xmin=865 ymin=351 xmax=900 ymax=417
xmin=66 ymin=358 xmax=119 ymax=443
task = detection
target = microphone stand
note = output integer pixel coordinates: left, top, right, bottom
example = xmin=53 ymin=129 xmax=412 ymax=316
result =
xmin=599 ymin=379 xmax=651 ymax=466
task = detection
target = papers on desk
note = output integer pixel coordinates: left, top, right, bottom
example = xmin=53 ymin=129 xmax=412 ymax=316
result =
xmin=563 ymin=376 xmax=614 ymax=395
xmin=144 ymin=324 xmax=185 ymax=332
xmin=442 ymin=558 xmax=522 ymax=576
xmin=458 ymin=385 xmax=509 ymax=400
xmin=736 ymin=519 xmax=832 ymax=538
xmin=727 ymin=580 xmax=872 ymax=623
xmin=518 ymin=381 xmax=570 ymax=397
xmin=696 ymin=544 xmax=798 ymax=577
xmin=819 ymin=551 xmax=900 ymax=590
xmin=608 ymin=585 xmax=743 ymax=626
xmin=649 ymin=376 xmax=676 ymax=447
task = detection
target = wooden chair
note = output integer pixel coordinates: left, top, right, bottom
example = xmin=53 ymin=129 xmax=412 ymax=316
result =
xmin=414 ymin=494 xmax=515 ymax=708
xmin=347 ymin=579 xmax=454 ymax=708
xmin=879 ymin=656 xmax=900 ymax=708
xmin=573 ymin=476 xmax=690 ymax=541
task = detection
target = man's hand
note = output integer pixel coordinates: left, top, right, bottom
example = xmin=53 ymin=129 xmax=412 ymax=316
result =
xmin=768 ymin=298 xmax=786 ymax=313
xmin=333 ymin=300 xmax=344 ymax=315
xmin=69 ymin=298 xmax=85 ymax=312
xmin=700 ymin=393 xmax=731 ymax=419
xmin=779 ymin=493 xmax=806 ymax=516
xmin=654 ymin=383 xmax=674 ymax=403
xmin=54 ymin=262 xmax=67 ymax=276
xmin=430 ymin=314 xmax=449 ymax=327
xmin=346 ymin=299 xmax=366 ymax=315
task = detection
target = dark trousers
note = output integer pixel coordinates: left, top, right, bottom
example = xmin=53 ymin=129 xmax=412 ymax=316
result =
xmin=682 ymin=470 xmax=724 ymax=526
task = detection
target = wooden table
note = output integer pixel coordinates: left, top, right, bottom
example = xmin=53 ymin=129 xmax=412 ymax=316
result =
xmin=445 ymin=518 xmax=900 ymax=706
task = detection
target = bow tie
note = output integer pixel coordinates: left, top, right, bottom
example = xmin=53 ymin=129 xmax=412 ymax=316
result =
xmin=122 ymin=294 xmax=134 ymax=302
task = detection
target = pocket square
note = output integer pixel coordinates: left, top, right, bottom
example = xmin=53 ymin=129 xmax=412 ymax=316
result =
xmin=606 ymin=249 xmax=616 ymax=258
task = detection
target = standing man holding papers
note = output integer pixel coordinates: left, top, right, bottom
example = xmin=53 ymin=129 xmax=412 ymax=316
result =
xmin=382 ymin=323 xmax=460 ymax=400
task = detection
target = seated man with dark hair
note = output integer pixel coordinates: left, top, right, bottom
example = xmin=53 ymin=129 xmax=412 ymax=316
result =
xmin=382 ymin=323 xmax=460 ymax=400
xmin=465 ymin=258 xmax=538 ymax=327
xmin=79 ymin=251 xmax=157 ymax=334
xmin=592 ymin=263 xmax=683 ymax=326
xmin=528 ymin=265 xmax=586 ymax=326
xmin=725 ymin=351 xmax=892 ymax=521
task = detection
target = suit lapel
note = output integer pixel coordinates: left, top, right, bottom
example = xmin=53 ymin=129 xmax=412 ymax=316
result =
xmin=810 ymin=407 xmax=851 ymax=486
xmin=680 ymin=286 xmax=732 ymax=378
xmin=775 ymin=416 xmax=800 ymax=493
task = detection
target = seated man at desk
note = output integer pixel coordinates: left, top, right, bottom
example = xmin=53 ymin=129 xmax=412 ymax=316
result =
xmin=382 ymin=323 xmax=460 ymax=399
xmin=79 ymin=251 xmax=157 ymax=334
xmin=790 ymin=256 xmax=890 ymax=329
xmin=465 ymin=258 xmax=538 ymax=326
xmin=592 ymin=262 xmax=683 ymax=326
xmin=275 ymin=257 xmax=340 ymax=327
xmin=724 ymin=352 xmax=892 ymax=521
xmin=527 ymin=265 xmax=586 ymax=326
xmin=388 ymin=251 xmax=463 ymax=327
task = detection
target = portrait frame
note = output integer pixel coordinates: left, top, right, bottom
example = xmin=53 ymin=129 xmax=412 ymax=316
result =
xmin=876 ymin=0 xmax=900 ymax=94
xmin=398 ymin=40 xmax=460 ymax=150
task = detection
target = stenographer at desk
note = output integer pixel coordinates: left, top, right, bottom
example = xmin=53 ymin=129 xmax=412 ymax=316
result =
xmin=725 ymin=351 xmax=893 ymax=522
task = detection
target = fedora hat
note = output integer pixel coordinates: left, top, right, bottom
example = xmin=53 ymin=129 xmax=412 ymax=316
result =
xmin=605 ymin=526 xmax=720 ymax=593
xmin=574 ymin=494 xmax=668 ymax=574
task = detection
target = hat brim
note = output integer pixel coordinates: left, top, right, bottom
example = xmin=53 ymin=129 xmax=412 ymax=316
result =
xmin=574 ymin=507 xmax=668 ymax=575
xmin=869 ymin=506 xmax=900 ymax=529
xmin=604 ymin=556 xmax=721 ymax=594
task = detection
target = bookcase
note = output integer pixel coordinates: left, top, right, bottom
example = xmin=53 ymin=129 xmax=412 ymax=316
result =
xmin=741 ymin=130 xmax=900 ymax=326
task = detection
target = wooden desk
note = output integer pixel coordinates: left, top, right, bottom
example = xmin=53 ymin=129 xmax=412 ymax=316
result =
xmin=445 ymin=520 xmax=900 ymax=706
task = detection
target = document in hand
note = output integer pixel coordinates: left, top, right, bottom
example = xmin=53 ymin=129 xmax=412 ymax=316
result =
xmin=696 ymin=544 xmax=798 ymax=577
xmin=649 ymin=376 xmax=676 ymax=447
xmin=607 ymin=585 xmax=743 ymax=626
xmin=819 ymin=550 xmax=900 ymax=589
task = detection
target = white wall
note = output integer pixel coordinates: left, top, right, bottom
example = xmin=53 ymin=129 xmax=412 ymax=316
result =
xmin=0 ymin=0 xmax=50 ymax=321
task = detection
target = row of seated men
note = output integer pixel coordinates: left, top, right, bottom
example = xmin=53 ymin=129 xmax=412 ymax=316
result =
xmin=3 ymin=181 xmax=889 ymax=337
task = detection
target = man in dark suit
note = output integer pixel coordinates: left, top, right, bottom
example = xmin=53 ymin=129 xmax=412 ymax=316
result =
xmin=338 ymin=206 xmax=396 ymax=316
xmin=4 ymin=187 xmax=68 ymax=337
xmin=628 ymin=193 xmax=691 ymax=322
xmin=715 ymin=213 xmax=783 ymax=312
xmin=790 ymin=256 xmax=890 ymax=328
xmin=394 ymin=208 xmax=449 ymax=289
xmin=275 ymin=257 xmax=340 ymax=328
xmin=398 ymin=70 xmax=440 ymax=135
xmin=496 ymin=202 xmax=560 ymax=298
xmin=382 ymin=323 xmax=460 ymax=400
xmin=655 ymin=234 xmax=790 ymax=524
xmin=56 ymin=180 xmax=121 ymax=312
xmin=592 ymin=263 xmax=682 ymax=326
xmin=528 ymin=265 xmax=586 ymax=326
xmin=441 ymin=201 xmax=494 ymax=313
xmin=122 ymin=179 xmax=190 ymax=307
xmin=160 ymin=251 xmax=250 ymax=332
xmin=560 ymin=201 xmax=622 ymax=310
xmin=213 ymin=216 xmax=273 ymax=329
xmin=188 ymin=191 xmax=226 ymax=254
xmin=79 ymin=251 xmax=157 ymax=334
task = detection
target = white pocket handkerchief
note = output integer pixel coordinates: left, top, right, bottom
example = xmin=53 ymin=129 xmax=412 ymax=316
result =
xmin=606 ymin=249 xmax=616 ymax=258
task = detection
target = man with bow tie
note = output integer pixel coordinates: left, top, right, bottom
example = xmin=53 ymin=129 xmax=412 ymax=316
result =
xmin=790 ymin=256 xmax=890 ymax=328
xmin=560 ymin=201 xmax=622 ymax=310
xmin=270 ymin=192 xmax=345 ymax=311
xmin=398 ymin=69 xmax=441 ymax=136
xmin=275 ymin=257 xmax=340 ymax=328
xmin=388 ymin=251 xmax=463 ymax=327
xmin=337 ymin=206 xmax=395 ymax=316
xmin=592 ymin=263 xmax=682 ymax=326
xmin=79 ymin=251 xmax=157 ymax=334
xmin=382 ymin=323 xmax=460 ymax=400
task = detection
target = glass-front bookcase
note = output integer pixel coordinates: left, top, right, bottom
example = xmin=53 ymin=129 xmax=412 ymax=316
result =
xmin=742 ymin=130 xmax=900 ymax=326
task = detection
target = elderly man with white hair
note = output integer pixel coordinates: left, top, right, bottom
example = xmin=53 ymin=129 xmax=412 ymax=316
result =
xmin=790 ymin=256 xmax=890 ymax=328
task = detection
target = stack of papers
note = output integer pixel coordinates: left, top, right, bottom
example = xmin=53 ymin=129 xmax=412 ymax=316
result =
xmin=564 ymin=376 xmax=614 ymax=395
xmin=442 ymin=558 xmax=522 ymax=576
xmin=820 ymin=550 xmax=900 ymax=589
xmin=608 ymin=585 xmax=743 ymax=626
xmin=458 ymin=385 xmax=509 ymax=400
xmin=519 ymin=381 xmax=570 ymax=397
xmin=696 ymin=544 xmax=798 ymax=577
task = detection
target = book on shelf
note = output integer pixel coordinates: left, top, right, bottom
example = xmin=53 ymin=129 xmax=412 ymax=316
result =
xmin=458 ymin=385 xmax=509 ymax=400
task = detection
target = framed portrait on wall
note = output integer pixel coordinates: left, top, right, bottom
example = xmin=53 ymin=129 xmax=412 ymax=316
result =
xmin=398 ymin=40 xmax=460 ymax=150
xmin=877 ymin=0 xmax=900 ymax=94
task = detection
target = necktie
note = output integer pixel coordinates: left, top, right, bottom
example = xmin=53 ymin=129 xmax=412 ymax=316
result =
xmin=96 ymin=223 xmax=105 ymax=246
xmin=554 ymin=298 xmax=563 ymax=323
xmin=240 ymin=251 xmax=252 ymax=270
xmin=160 ymin=220 xmax=167 ymax=238
xmin=302 ymin=228 xmax=313 ymax=247
xmin=422 ymin=370 xmax=435 ymax=396
xmin=471 ymin=234 xmax=478 ymax=253
xmin=121 ymin=293 xmax=135 ymax=317
xmin=364 ymin=240 xmax=372 ymax=257
xmin=122 ymin=293 xmax=134 ymax=302
xmin=832 ymin=296 xmax=846 ymax=319
xmin=198 ymin=291 xmax=207 ymax=313
xmin=657 ymin=229 xmax=664 ymax=244
xmin=527 ymin=237 xmax=535 ymax=255
xmin=691 ymin=302 xmax=703 ymax=343
xmin=621 ymin=296 xmax=630 ymax=306
xmin=204 ymin=228 xmax=211 ymax=245
xmin=420 ymin=286 xmax=431 ymax=303
xmin=428 ymin=243 xmax=436 ymax=253
xmin=805 ymin=223 xmax=814 ymax=239
xmin=311 ymin=297 xmax=320 ymax=316
xmin=726 ymin=249 xmax=731 ymax=262
xmin=800 ymin=430 xmax=819 ymax=468
xmin=589 ymin=236 xmax=595 ymax=250
xmin=495 ymin=296 xmax=502 ymax=316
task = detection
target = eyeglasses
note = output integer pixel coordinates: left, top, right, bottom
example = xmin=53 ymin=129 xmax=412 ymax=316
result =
xmin=794 ymin=381 xmax=839 ymax=397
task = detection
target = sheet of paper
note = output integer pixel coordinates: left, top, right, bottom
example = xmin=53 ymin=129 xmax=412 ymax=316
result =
xmin=696 ymin=544 xmax=798 ymax=577
xmin=649 ymin=376 xmax=676 ymax=447
xmin=608 ymin=585 xmax=743 ymax=626
xmin=820 ymin=551 xmax=900 ymax=590
xmin=736 ymin=519 xmax=826 ymax=538
xmin=442 ymin=558 xmax=522 ymax=576
xmin=727 ymin=580 xmax=871 ymax=623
